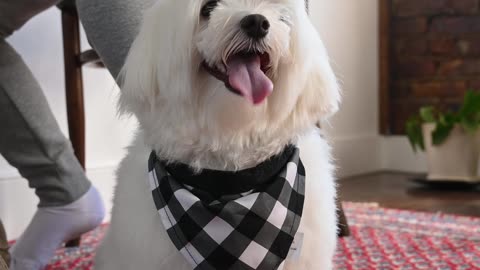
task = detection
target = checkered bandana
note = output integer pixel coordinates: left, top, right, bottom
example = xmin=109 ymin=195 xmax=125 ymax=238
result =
xmin=147 ymin=146 xmax=305 ymax=270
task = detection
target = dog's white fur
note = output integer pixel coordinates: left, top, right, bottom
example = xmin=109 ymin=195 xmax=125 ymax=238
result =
xmin=95 ymin=0 xmax=341 ymax=269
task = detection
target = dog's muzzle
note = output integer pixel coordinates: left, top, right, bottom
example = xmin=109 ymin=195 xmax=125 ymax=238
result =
xmin=202 ymin=13 xmax=274 ymax=106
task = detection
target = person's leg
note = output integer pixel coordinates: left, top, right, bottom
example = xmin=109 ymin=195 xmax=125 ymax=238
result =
xmin=0 ymin=41 xmax=90 ymax=207
xmin=0 ymin=38 xmax=105 ymax=270
xmin=0 ymin=1 xmax=104 ymax=268
xmin=76 ymin=0 xmax=155 ymax=79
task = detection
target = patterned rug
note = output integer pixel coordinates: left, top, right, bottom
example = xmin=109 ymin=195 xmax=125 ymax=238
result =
xmin=43 ymin=202 xmax=480 ymax=270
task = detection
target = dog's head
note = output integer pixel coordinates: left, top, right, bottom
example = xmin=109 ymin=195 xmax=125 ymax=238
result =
xmin=119 ymin=0 xmax=340 ymax=168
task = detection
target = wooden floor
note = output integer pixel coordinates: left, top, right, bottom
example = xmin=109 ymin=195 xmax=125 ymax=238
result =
xmin=338 ymin=172 xmax=480 ymax=218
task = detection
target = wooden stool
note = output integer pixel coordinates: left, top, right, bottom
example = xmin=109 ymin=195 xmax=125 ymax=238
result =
xmin=57 ymin=0 xmax=103 ymax=247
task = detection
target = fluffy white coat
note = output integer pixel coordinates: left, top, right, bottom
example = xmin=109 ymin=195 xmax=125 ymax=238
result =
xmin=95 ymin=0 xmax=341 ymax=269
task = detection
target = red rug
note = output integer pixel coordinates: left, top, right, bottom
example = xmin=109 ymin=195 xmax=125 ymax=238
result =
xmin=43 ymin=202 xmax=480 ymax=270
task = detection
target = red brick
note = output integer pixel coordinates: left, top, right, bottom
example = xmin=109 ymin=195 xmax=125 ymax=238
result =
xmin=393 ymin=18 xmax=428 ymax=34
xmin=437 ymin=59 xmax=480 ymax=75
xmin=447 ymin=0 xmax=479 ymax=14
xmin=391 ymin=81 xmax=411 ymax=98
xmin=394 ymin=38 xmax=428 ymax=55
xmin=458 ymin=40 xmax=471 ymax=55
xmin=469 ymin=79 xmax=480 ymax=89
xmin=437 ymin=59 xmax=464 ymax=75
xmin=388 ymin=0 xmax=480 ymax=135
xmin=391 ymin=100 xmax=443 ymax=134
xmin=391 ymin=101 xmax=419 ymax=134
xmin=393 ymin=0 xmax=478 ymax=16
xmin=394 ymin=58 xmax=436 ymax=77
xmin=431 ymin=17 xmax=480 ymax=33
xmin=393 ymin=0 xmax=446 ymax=17
xmin=457 ymin=37 xmax=480 ymax=55
xmin=429 ymin=37 xmax=456 ymax=55
xmin=461 ymin=59 xmax=480 ymax=74
xmin=411 ymin=81 xmax=468 ymax=97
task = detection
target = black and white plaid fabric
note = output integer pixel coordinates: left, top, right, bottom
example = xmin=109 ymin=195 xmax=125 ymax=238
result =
xmin=147 ymin=146 xmax=305 ymax=270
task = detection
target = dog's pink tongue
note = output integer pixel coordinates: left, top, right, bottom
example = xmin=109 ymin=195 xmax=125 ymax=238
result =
xmin=227 ymin=54 xmax=273 ymax=105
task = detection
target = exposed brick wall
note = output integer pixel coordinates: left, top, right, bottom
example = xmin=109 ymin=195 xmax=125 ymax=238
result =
xmin=388 ymin=0 xmax=480 ymax=133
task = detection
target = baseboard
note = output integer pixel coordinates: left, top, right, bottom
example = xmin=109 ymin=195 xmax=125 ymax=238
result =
xmin=327 ymin=134 xmax=427 ymax=177
xmin=331 ymin=134 xmax=382 ymax=178
xmin=0 ymin=166 xmax=117 ymax=241
xmin=380 ymin=136 xmax=427 ymax=173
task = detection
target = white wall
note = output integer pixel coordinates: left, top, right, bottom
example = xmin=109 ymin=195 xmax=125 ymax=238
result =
xmin=0 ymin=1 xmax=427 ymax=240
xmin=311 ymin=0 xmax=427 ymax=176
xmin=311 ymin=0 xmax=383 ymax=176
xmin=0 ymin=7 xmax=136 ymax=240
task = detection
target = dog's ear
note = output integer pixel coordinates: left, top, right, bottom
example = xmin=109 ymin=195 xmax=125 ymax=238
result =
xmin=118 ymin=1 xmax=199 ymax=115
xmin=290 ymin=4 xmax=341 ymax=122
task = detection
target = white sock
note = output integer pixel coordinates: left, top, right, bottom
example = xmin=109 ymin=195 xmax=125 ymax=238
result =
xmin=9 ymin=186 xmax=105 ymax=270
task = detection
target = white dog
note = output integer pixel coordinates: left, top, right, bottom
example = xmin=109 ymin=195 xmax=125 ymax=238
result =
xmin=95 ymin=0 xmax=340 ymax=269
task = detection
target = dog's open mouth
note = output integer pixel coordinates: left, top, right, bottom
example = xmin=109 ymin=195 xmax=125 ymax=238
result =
xmin=202 ymin=52 xmax=273 ymax=105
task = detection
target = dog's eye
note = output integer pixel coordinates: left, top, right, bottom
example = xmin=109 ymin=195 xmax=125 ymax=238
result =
xmin=201 ymin=0 xmax=218 ymax=18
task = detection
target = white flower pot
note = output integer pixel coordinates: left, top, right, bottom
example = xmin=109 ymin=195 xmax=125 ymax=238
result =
xmin=422 ymin=123 xmax=480 ymax=183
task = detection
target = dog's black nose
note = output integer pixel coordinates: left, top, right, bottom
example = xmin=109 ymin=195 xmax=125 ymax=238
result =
xmin=240 ymin=14 xmax=270 ymax=39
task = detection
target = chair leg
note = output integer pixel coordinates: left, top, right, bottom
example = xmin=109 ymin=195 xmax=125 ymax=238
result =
xmin=61 ymin=7 xmax=85 ymax=168
xmin=337 ymin=199 xmax=350 ymax=237
xmin=61 ymin=8 xmax=85 ymax=248
xmin=0 ymin=219 xmax=10 ymax=269
xmin=65 ymin=238 xmax=81 ymax=248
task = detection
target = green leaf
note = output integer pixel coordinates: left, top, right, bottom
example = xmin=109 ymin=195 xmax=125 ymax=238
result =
xmin=461 ymin=118 xmax=478 ymax=133
xmin=432 ymin=122 xmax=454 ymax=145
xmin=405 ymin=116 xmax=424 ymax=151
xmin=438 ymin=113 xmax=447 ymax=125
xmin=459 ymin=90 xmax=480 ymax=119
xmin=440 ymin=111 xmax=457 ymax=126
xmin=458 ymin=90 xmax=480 ymax=133
xmin=419 ymin=106 xmax=436 ymax=122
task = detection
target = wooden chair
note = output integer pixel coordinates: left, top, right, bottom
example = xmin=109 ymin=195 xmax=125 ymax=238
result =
xmin=57 ymin=0 xmax=103 ymax=247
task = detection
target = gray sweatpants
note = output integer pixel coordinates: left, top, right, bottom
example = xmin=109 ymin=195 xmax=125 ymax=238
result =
xmin=0 ymin=0 xmax=152 ymax=207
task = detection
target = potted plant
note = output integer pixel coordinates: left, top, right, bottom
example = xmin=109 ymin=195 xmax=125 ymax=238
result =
xmin=406 ymin=90 xmax=480 ymax=183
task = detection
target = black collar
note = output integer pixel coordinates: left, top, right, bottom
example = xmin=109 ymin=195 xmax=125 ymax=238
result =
xmin=162 ymin=145 xmax=297 ymax=196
